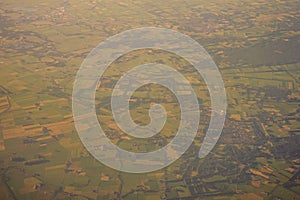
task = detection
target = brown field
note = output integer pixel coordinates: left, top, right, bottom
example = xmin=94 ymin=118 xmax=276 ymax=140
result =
xmin=0 ymin=96 xmax=10 ymax=113
xmin=43 ymin=118 xmax=74 ymax=135
xmin=0 ymin=140 xmax=5 ymax=151
xmin=2 ymin=126 xmax=43 ymax=140
xmin=1 ymin=115 xmax=73 ymax=139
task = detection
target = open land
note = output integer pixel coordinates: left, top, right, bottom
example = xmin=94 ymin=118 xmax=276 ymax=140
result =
xmin=0 ymin=0 xmax=299 ymax=199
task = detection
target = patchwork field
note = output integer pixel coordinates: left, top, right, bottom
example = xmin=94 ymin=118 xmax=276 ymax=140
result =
xmin=0 ymin=0 xmax=299 ymax=199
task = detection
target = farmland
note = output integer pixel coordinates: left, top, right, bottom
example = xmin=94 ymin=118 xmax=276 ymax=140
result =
xmin=0 ymin=0 xmax=300 ymax=199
